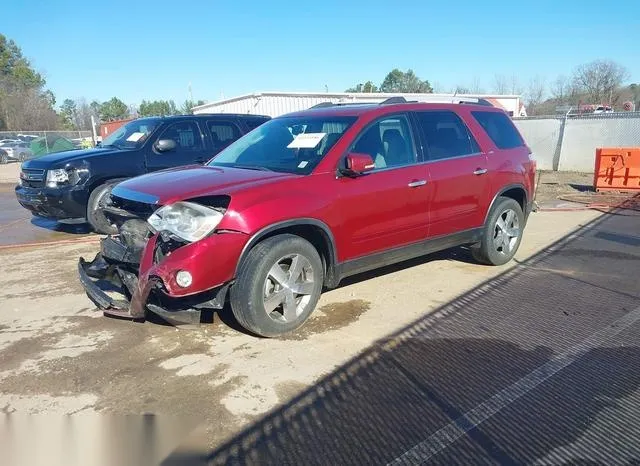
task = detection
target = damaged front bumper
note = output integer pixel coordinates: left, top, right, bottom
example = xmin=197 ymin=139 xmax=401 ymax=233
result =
xmin=78 ymin=234 xmax=231 ymax=326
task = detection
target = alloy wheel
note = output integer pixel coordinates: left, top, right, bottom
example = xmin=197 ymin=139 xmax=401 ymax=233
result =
xmin=263 ymin=253 xmax=315 ymax=323
xmin=493 ymin=208 xmax=520 ymax=255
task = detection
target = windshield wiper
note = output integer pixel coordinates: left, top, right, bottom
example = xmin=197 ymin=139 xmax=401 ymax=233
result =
xmin=230 ymin=164 xmax=273 ymax=172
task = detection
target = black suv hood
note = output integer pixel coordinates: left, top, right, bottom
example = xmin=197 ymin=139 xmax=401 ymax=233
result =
xmin=22 ymin=147 xmax=134 ymax=169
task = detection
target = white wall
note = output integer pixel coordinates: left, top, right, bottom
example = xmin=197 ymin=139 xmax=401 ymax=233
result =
xmin=559 ymin=117 xmax=640 ymax=171
xmin=194 ymin=93 xmax=522 ymax=118
xmin=513 ymin=119 xmax=562 ymax=170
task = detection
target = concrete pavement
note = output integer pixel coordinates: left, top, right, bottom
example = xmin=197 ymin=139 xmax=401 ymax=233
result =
xmin=0 ymin=209 xmax=601 ymax=454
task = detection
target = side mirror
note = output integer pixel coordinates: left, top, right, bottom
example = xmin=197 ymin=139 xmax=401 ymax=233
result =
xmin=155 ymin=139 xmax=176 ymax=152
xmin=340 ymin=152 xmax=375 ymax=177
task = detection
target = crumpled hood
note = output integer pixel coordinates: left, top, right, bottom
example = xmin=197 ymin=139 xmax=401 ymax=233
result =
xmin=112 ymin=165 xmax=298 ymax=205
xmin=22 ymin=147 xmax=129 ymax=168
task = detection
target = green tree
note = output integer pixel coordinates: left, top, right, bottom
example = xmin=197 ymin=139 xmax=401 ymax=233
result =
xmin=60 ymin=98 xmax=77 ymax=129
xmin=99 ymin=97 xmax=129 ymax=121
xmin=138 ymin=99 xmax=178 ymax=117
xmin=0 ymin=34 xmax=59 ymax=130
xmin=380 ymin=68 xmax=433 ymax=93
xmin=180 ymin=99 xmax=205 ymax=114
xmin=345 ymin=81 xmax=378 ymax=93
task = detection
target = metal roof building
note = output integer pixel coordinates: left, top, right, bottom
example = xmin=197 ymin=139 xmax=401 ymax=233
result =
xmin=192 ymin=91 xmax=527 ymax=117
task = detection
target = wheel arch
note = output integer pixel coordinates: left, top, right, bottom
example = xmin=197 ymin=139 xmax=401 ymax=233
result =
xmin=235 ymin=219 xmax=340 ymax=288
xmin=484 ymin=184 xmax=528 ymax=225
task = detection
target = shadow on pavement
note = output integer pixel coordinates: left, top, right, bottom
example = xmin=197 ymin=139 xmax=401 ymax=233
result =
xmin=30 ymin=216 xmax=92 ymax=235
xmin=164 ymin=208 xmax=640 ymax=465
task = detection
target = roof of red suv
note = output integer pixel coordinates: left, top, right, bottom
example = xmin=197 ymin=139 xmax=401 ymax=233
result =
xmin=282 ymin=101 xmax=505 ymax=119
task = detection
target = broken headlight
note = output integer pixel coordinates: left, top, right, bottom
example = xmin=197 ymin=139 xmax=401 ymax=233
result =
xmin=46 ymin=168 xmax=69 ymax=188
xmin=45 ymin=167 xmax=89 ymax=188
xmin=147 ymin=201 xmax=224 ymax=243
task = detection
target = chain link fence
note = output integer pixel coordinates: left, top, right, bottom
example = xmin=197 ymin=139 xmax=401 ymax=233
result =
xmin=0 ymin=130 xmax=94 ymax=159
xmin=513 ymin=112 xmax=640 ymax=172
xmin=0 ymin=130 xmax=92 ymax=140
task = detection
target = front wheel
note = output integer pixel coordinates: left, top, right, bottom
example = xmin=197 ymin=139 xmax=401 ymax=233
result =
xmin=87 ymin=182 xmax=118 ymax=235
xmin=0 ymin=153 xmax=7 ymax=164
xmin=230 ymin=234 xmax=324 ymax=337
xmin=472 ymin=197 xmax=524 ymax=266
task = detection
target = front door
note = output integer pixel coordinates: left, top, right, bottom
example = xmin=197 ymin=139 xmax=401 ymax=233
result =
xmin=413 ymin=110 xmax=491 ymax=237
xmin=146 ymin=120 xmax=209 ymax=172
xmin=336 ymin=114 xmax=430 ymax=260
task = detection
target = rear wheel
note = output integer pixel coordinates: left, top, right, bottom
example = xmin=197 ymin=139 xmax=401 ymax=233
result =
xmin=472 ymin=197 xmax=524 ymax=266
xmin=230 ymin=234 xmax=324 ymax=337
xmin=87 ymin=182 xmax=118 ymax=235
xmin=0 ymin=152 xmax=7 ymax=164
xmin=18 ymin=152 xmax=27 ymax=162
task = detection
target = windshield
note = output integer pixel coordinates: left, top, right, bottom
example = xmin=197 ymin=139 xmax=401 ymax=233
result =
xmin=101 ymin=118 xmax=160 ymax=150
xmin=207 ymin=116 xmax=357 ymax=174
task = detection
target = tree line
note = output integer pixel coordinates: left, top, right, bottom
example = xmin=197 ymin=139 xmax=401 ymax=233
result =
xmin=347 ymin=61 xmax=639 ymax=116
xmin=58 ymin=97 xmax=206 ymax=131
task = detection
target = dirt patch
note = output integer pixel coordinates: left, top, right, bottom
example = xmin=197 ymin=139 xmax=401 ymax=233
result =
xmin=534 ymin=171 xmax=640 ymax=210
xmin=534 ymin=171 xmax=595 ymax=203
xmin=281 ymin=299 xmax=371 ymax=341
xmin=275 ymin=380 xmax=308 ymax=403
xmin=558 ymin=192 xmax=640 ymax=211
xmin=0 ymin=314 xmax=244 ymax=445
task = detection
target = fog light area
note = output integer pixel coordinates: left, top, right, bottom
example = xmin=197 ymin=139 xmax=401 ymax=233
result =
xmin=175 ymin=270 xmax=193 ymax=288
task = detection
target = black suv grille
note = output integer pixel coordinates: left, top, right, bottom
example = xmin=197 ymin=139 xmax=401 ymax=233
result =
xmin=20 ymin=168 xmax=45 ymax=188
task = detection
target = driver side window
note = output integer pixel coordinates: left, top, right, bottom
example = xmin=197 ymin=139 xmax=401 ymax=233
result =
xmin=156 ymin=121 xmax=203 ymax=152
xmin=350 ymin=115 xmax=416 ymax=170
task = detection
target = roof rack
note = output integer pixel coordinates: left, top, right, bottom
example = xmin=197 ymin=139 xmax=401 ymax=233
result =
xmin=310 ymin=96 xmax=495 ymax=110
xmin=380 ymin=95 xmax=494 ymax=106
xmin=309 ymin=101 xmax=374 ymax=109
xmin=379 ymin=96 xmax=408 ymax=105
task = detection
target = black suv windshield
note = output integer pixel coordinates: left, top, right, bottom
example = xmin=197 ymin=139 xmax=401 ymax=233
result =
xmin=208 ymin=116 xmax=357 ymax=174
xmin=101 ymin=118 xmax=160 ymax=150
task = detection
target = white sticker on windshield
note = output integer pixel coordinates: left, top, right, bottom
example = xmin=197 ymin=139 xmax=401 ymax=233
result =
xmin=287 ymin=132 xmax=326 ymax=149
xmin=126 ymin=132 xmax=145 ymax=142
xmin=298 ymin=161 xmax=309 ymax=168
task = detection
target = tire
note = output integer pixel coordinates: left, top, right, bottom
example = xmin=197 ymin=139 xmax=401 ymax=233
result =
xmin=472 ymin=197 xmax=524 ymax=266
xmin=87 ymin=182 xmax=118 ymax=235
xmin=230 ymin=234 xmax=324 ymax=337
xmin=0 ymin=153 xmax=7 ymax=164
xmin=18 ymin=152 xmax=27 ymax=162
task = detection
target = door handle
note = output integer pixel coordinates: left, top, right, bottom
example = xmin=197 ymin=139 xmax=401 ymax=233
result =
xmin=408 ymin=180 xmax=427 ymax=188
xmin=473 ymin=168 xmax=488 ymax=175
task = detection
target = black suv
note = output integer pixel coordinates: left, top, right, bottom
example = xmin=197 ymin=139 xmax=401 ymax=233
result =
xmin=15 ymin=114 xmax=270 ymax=233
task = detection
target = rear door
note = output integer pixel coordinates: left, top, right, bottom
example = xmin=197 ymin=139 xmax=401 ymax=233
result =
xmin=145 ymin=120 xmax=209 ymax=172
xmin=413 ymin=110 xmax=491 ymax=237
xmin=337 ymin=113 xmax=430 ymax=259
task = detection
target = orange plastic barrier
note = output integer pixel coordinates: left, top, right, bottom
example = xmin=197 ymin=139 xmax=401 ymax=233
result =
xmin=593 ymin=148 xmax=640 ymax=192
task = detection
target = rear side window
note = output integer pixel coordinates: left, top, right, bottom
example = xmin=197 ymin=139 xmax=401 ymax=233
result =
xmin=207 ymin=121 xmax=241 ymax=151
xmin=414 ymin=110 xmax=480 ymax=161
xmin=471 ymin=111 xmax=524 ymax=149
xmin=244 ymin=117 xmax=269 ymax=131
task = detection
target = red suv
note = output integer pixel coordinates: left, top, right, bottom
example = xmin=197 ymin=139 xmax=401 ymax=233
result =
xmin=79 ymin=97 xmax=536 ymax=337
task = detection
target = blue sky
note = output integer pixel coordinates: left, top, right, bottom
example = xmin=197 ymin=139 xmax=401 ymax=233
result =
xmin=4 ymin=0 xmax=639 ymax=108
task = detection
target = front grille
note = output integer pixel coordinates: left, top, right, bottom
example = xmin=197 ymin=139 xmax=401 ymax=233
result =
xmin=20 ymin=168 xmax=45 ymax=188
xmin=109 ymin=194 xmax=158 ymax=218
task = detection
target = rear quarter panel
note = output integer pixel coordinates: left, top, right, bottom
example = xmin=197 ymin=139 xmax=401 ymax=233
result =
xmin=460 ymin=108 xmax=535 ymax=213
